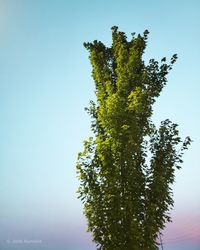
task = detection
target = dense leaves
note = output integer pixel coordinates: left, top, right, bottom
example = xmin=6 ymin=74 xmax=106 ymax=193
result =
xmin=77 ymin=27 xmax=191 ymax=250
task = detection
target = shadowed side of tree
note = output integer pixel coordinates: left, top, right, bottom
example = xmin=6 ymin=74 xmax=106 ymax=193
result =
xmin=76 ymin=26 xmax=191 ymax=250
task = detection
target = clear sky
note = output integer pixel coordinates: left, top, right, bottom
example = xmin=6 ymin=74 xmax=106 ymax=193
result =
xmin=0 ymin=0 xmax=200 ymax=249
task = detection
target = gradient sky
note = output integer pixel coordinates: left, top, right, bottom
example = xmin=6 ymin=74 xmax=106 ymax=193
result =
xmin=0 ymin=0 xmax=200 ymax=249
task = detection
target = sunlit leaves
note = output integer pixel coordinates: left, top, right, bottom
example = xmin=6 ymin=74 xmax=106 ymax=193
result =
xmin=76 ymin=26 xmax=191 ymax=250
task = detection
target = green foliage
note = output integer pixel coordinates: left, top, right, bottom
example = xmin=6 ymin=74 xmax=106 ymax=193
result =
xmin=77 ymin=27 xmax=191 ymax=250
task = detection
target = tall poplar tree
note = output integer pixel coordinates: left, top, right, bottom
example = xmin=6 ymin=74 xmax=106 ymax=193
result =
xmin=76 ymin=26 xmax=191 ymax=250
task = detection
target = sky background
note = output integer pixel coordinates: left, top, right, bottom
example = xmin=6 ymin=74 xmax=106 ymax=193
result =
xmin=0 ymin=0 xmax=200 ymax=249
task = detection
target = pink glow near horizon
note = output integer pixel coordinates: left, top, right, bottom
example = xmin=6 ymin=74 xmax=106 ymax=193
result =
xmin=162 ymin=211 xmax=200 ymax=245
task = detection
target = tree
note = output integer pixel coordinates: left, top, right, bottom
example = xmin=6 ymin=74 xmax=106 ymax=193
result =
xmin=76 ymin=26 xmax=191 ymax=250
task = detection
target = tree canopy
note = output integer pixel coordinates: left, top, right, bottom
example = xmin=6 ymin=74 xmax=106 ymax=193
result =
xmin=76 ymin=26 xmax=191 ymax=250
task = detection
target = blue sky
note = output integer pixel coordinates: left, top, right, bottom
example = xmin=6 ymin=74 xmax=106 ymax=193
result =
xmin=0 ymin=0 xmax=200 ymax=249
